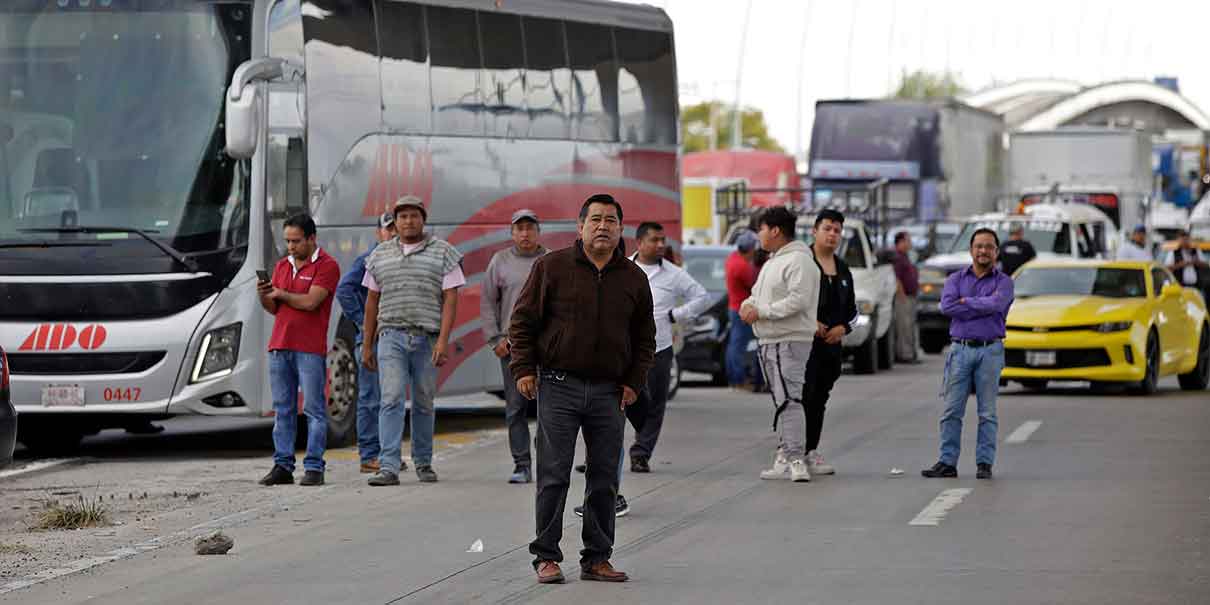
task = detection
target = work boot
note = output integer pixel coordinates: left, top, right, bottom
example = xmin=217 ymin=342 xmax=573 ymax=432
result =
xmin=976 ymin=463 xmax=994 ymax=480
xmin=258 ymin=465 xmax=293 ymax=486
xmin=367 ymin=470 xmax=400 ymax=486
xmin=581 ymin=560 xmax=629 ymax=582
xmin=921 ymin=462 xmax=958 ymax=478
xmin=535 ymin=560 xmax=565 ymax=584
xmin=415 ymin=465 xmax=439 ymax=483
xmin=299 ymin=470 xmax=324 ymax=486
xmin=630 ymin=456 xmax=650 ymax=473
xmin=359 ymin=460 xmax=380 ymax=474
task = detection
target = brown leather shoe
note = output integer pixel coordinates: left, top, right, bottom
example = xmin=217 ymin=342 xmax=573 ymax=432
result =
xmin=581 ymin=560 xmax=628 ymax=582
xmin=359 ymin=460 xmax=381 ymax=474
xmin=535 ymin=560 xmax=565 ymax=584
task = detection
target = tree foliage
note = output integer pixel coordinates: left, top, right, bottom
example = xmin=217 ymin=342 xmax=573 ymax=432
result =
xmin=891 ymin=69 xmax=967 ymax=100
xmin=680 ymin=101 xmax=785 ymax=153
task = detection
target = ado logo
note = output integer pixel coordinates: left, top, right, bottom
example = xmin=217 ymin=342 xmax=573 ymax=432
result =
xmin=18 ymin=324 xmax=108 ymax=351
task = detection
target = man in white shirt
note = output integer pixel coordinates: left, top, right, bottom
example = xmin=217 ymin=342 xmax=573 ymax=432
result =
xmin=1165 ymin=229 xmax=1208 ymax=302
xmin=1116 ymin=224 xmax=1153 ymax=261
xmin=627 ymin=222 xmax=712 ymax=472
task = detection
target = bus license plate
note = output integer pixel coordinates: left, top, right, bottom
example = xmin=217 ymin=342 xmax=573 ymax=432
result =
xmin=1026 ymin=351 xmax=1057 ymax=367
xmin=42 ymin=385 xmax=85 ymax=407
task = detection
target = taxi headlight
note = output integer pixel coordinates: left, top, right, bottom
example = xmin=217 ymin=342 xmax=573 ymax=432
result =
xmin=1095 ymin=321 xmax=1132 ymax=333
xmin=192 ymin=323 xmax=242 ymax=383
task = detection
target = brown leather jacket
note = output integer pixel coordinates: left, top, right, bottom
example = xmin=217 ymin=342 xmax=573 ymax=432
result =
xmin=509 ymin=240 xmax=656 ymax=392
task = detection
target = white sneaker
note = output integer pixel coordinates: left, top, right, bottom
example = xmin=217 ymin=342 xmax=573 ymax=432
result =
xmin=807 ymin=450 xmax=835 ymax=475
xmin=790 ymin=459 xmax=811 ymax=482
xmin=759 ymin=449 xmax=790 ymax=480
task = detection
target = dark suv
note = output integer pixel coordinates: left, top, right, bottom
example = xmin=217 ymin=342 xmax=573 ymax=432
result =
xmin=678 ymin=245 xmax=740 ymax=385
xmin=1 ymin=345 xmax=15 ymax=468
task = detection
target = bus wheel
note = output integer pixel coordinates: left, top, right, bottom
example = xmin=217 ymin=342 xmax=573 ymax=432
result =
xmin=18 ymin=421 xmax=84 ymax=456
xmin=325 ymin=337 xmax=359 ymax=447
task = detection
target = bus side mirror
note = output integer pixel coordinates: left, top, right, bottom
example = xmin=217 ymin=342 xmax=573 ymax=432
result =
xmin=225 ymin=58 xmax=286 ymax=159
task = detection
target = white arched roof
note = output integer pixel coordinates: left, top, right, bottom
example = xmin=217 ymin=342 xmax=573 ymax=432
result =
xmin=1018 ymin=81 xmax=1210 ymax=131
xmin=962 ymin=79 xmax=1083 ymax=110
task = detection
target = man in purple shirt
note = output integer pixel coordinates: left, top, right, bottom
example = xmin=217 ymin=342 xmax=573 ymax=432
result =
xmin=922 ymin=228 xmax=1014 ymax=481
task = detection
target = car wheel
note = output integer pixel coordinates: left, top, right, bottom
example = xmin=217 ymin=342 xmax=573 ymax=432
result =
xmin=325 ymin=337 xmax=359 ymax=447
xmin=1177 ymin=324 xmax=1210 ymax=391
xmin=920 ymin=332 xmax=948 ymax=354
xmin=878 ymin=317 xmax=895 ymax=370
xmin=1130 ymin=330 xmax=1160 ymax=395
xmin=1018 ymin=379 xmax=1048 ymax=392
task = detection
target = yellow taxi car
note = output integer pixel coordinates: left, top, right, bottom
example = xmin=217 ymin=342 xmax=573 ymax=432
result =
xmin=1002 ymin=260 xmax=1209 ymax=394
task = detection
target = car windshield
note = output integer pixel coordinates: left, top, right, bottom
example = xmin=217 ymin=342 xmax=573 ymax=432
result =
xmin=684 ymin=251 xmax=729 ymax=293
xmin=951 ymin=220 xmax=1072 ymax=255
xmin=0 ymin=1 xmax=251 ymax=254
xmin=1014 ymin=267 xmax=1147 ymax=299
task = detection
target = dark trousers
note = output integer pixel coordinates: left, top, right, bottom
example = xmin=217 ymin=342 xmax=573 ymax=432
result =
xmin=629 ymin=347 xmax=674 ymax=461
xmin=531 ymin=370 xmax=625 ymax=569
xmin=803 ymin=340 xmax=843 ymax=453
xmin=500 ymin=355 xmax=532 ymax=469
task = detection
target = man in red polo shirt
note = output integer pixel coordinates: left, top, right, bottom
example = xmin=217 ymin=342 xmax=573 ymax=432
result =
xmin=725 ymin=231 xmax=760 ymax=390
xmin=256 ymin=214 xmax=341 ymax=487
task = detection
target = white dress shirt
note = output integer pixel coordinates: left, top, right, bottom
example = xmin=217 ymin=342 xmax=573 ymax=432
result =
xmin=631 ymin=254 xmax=713 ymax=353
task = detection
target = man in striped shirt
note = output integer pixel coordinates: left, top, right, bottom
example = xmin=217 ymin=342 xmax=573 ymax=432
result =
xmin=361 ymin=196 xmax=465 ymax=485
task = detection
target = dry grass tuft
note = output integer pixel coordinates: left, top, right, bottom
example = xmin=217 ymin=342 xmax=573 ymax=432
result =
xmin=33 ymin=495 xmax=110 ymax=530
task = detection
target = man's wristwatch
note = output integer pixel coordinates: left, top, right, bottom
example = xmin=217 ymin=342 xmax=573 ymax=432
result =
xmin=667 ymin=309 xmax=676 ymax=324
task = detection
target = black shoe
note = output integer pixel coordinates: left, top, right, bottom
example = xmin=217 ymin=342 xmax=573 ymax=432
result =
xmin=574 ymin=463 xmax=587 ymax=474
xmin=367 ymin=470 xmax=400 ymax=486
xmin=630 ymin=456 xmax=650 ymax=473
xmin=299 ymin=470 xmax=324 ymax=486
xmin=574 ymin=495 xmax=629 ymax=518
xmin=258 ymin=465 xmax=293 ymax=486
xmin=416 ymin=465 xmax=439 ymax=483
xmin=921 ymin=462 xmax=958 ymax=478
xmin=976 ymin=463 xmax=993 ymax=480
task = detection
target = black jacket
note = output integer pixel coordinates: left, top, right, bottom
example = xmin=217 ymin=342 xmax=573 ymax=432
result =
xmin=509 ymin=240 xmax=656 ymax=393
xmin=810 ymin=248 xmax=859 ymax=342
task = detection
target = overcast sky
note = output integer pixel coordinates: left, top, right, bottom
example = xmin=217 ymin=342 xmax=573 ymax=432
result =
xmin=621 ymin=0 xmax=1209 ymax=161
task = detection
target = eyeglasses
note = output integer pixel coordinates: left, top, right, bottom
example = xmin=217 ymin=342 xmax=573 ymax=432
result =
xmin=971 ymin=244 xmax=998 ymax=251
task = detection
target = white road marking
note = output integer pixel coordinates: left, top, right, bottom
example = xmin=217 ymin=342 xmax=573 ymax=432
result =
xmin=1005 ymin=420 xmax=1043 ymax=444
xmin=0 ymin=458 xmax=78 ymax=481
xmin=909 ymin=488 xmax=973 ymax=526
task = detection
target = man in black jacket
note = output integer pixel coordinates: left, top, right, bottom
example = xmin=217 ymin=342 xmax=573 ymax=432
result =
xmin=998 ymin=224 xmax=1036 ymax=276
xmin=509 ymin=194 xmax=656 ymax=585
xmin=801 ymin=209 xmax=858 ymax=477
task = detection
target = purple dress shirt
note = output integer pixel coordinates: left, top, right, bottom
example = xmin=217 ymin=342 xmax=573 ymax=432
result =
xmin=940 ymin=266 xmax=1014 ymax=340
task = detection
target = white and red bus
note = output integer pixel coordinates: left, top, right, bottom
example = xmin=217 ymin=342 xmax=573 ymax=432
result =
xmin=0 ymin=0 xmax=679 ymax=451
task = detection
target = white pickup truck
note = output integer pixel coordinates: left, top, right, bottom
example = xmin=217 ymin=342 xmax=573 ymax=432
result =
xmin=796 ymin=217 xmax=898 ymax=374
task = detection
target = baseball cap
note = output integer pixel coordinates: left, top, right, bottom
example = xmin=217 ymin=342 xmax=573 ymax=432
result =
xmin=511 ymin=208 xmax=539 ymax=225
xmin=1132 ymin=223 xmax=1146 ymax=233
xmin=735 ymin=230 xmax=758 ymax=252
xmin=393 ymin=195 xmax=427 ymax=220
xmin=379 ymin=212 xmax=395 ymax=229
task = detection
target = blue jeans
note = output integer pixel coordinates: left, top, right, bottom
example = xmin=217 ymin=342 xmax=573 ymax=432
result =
xmin=269 ymin=350 xmax=328 ymax=473
xmin=938 ymin=341 xmax=1003 ymax=467
xmin=726 ymin=310 xmax=757 ymax=385
xmin=355 ymin=335 xmax=381 ymax=465
xmin=377 ymin=329 xmax=437 ymax=474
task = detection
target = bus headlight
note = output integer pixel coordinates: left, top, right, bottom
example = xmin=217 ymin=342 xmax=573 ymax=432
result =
xmin=191 ymin=323 xmax=242 ymax=383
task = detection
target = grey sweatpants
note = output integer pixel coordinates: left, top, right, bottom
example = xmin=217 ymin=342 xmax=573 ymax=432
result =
xmin=759 ymin=340 xmax=812 ymax=460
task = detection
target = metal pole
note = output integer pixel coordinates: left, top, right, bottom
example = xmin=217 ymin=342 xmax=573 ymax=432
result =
xmin=796 ymin=0 xmax=813 ymax=162
xmin=844 ymin=0 xmax=860 ymax=97
xmin=730 ymin=0 xmax=754 ymax=150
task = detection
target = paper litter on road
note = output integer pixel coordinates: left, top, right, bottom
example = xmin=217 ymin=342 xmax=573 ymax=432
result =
xmin=466 ymin=539 xmax=483 ymax=553
xmin=889 ymin=468 xmax=905 ymax=476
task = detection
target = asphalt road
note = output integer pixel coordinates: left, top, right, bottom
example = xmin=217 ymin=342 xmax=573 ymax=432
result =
xmin=1 ymin=355 xmax=1207 ymax=604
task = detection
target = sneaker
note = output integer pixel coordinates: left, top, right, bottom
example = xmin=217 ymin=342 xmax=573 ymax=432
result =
xmin=573 ymin=495 xmax=629 ymax=518
xmin=759 ymin=449 xmax=790 ymax=480
xmin=807 ymin=450 xmax=835 ymax=475
xmin=921 ymin=462 xmax=958 ymax=478
xmin=508 ymin=466 xmax=532 ymax=484
xmin=258 ymin=465 xmax=293 ymax=486
xmin=976 ymin=463 xmax=993 ymax=480
xmin=299 ymin=470 xmax=324 ymax=486
xmin=790 ymin=459 xmax=811 ymax=482
xmin=367 ymin=470 xmax=400 ymax=486
xmin=359 ymin=460 xmax=380 ymax=474
xmin=630 ymin=456 xmax=650 ymax=473
xmin=415 ymin=465 xmax=439 ymax=483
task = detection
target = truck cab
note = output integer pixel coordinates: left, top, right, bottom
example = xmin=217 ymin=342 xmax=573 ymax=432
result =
xmin=916 ymin=203 xmax=1119 ymax=353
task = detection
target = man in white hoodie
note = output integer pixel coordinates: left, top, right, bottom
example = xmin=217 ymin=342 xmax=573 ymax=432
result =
xmin=740 ymin=207 xmax=821 ymax=482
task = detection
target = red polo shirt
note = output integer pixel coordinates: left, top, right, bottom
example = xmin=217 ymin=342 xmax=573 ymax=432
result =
xmin=267 ymin=248 xmax=341 ymax=355
xmin=725 ymin=251 xmax=757 ymax=312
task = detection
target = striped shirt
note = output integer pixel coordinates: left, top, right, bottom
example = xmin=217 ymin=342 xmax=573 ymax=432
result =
xmin=363 ymin=236 xmax=464 ymax=334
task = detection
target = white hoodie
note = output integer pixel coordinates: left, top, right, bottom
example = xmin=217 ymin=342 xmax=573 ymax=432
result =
xmin=741 ymin=240 xmax=821 ymax=345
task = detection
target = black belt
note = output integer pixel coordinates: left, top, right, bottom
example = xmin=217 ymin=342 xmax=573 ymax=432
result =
xmin=951 ymin=338 xmax=999 ymax=348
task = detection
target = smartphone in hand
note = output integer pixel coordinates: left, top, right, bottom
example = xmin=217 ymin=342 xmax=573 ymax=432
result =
xmin=256 ymin=269 xmax=270 ymax=284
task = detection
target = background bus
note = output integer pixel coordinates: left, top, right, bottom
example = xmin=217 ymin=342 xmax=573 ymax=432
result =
xmin=0 ymin=0 xmax=679 ymax=452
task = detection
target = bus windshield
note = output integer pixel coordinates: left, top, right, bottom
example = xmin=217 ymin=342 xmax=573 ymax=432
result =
xmin=0 ymin=1 xmax=251 ymax=254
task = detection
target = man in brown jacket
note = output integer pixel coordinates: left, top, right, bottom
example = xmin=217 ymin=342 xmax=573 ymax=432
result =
xmin=509 ymin=193 xmax=656 ymax=585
